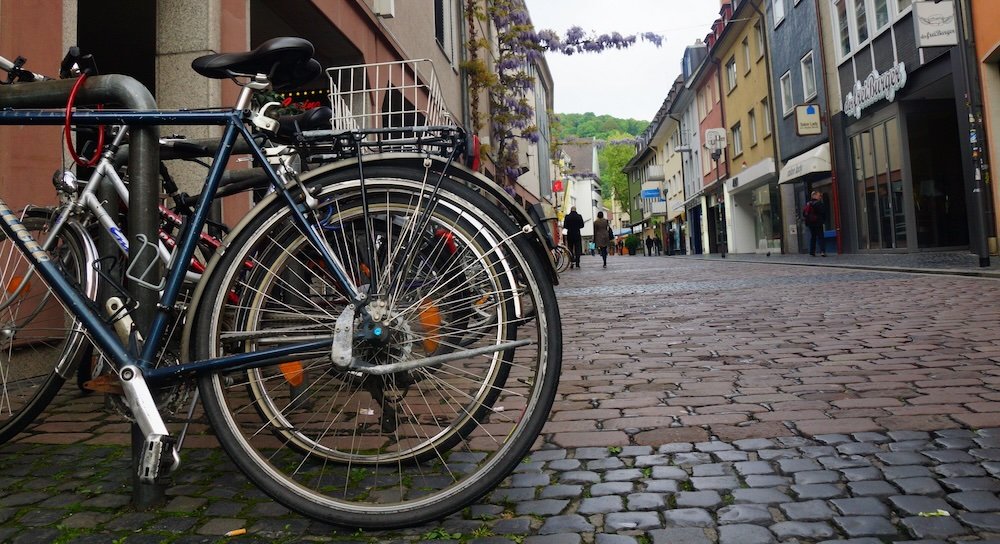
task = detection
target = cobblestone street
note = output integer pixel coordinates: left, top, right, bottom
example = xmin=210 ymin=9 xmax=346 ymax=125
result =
xmin=1 ymin=253 xmax=999 ymax=543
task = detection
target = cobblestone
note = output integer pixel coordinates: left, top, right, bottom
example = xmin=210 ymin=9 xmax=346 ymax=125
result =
xmin=3 ymin=257 xmax=1000 ymax=542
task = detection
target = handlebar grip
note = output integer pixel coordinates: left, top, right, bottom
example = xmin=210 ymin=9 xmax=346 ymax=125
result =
xmin=59 ymin=46 xmax=98 ymax=78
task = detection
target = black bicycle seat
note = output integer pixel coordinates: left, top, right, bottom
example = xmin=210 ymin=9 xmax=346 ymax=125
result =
xmin=192 ymin=37 xmax=318 ymax=89
xmin=276 ymin=106 xmax=332 ymax=139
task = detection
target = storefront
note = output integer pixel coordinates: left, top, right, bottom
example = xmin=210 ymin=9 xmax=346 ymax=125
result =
xmin=724 ymin=158 xmax=781 ymax=254
xmin=830 ymin=2 xmax=978 ymax=253
xmin=778 ymin=143 xmax=834 ymax=253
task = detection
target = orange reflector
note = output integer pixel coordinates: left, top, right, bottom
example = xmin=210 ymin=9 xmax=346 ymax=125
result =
xmin=6 ymin=275 xmax=29 ymax=296
xmin=279 ymin=362 xmax=304 ymax=387
xmin=417 ymin=299 xmax=442 ymax=353
xmin=359 ymin=263 xmax=371 ymax=279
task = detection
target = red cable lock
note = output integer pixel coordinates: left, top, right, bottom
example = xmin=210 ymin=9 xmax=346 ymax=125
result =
xmin=63 ymin=73 xmax=104 ymax=167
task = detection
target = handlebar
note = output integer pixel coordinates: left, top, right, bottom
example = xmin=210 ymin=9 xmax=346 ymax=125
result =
xmin=0 ymin=54 xmax=52 ymax=83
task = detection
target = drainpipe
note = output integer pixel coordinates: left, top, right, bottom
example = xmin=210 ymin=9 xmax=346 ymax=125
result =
xmin=813 ymin=0 xmax=844 ymax=254
xmin=954 ymin=0 xmax=991 ymax=266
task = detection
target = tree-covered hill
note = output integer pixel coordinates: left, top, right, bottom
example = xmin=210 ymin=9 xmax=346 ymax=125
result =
xmin=554 ymin=112 xmax=647 ymax=141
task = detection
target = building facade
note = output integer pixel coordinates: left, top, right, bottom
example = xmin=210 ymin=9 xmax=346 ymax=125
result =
xmin=717 ymin=0 xmax=782 ymax=255
xmin=769 ymin=0 xmax=835 ymax=255
xmin=0 ymin=0 xmax=555 ymax=228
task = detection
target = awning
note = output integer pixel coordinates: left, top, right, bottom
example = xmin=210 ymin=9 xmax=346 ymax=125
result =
xmin=779 ymin=142 xmax=831 ymax=184
xmin=727 ymin=157 xmax=777 ymax=194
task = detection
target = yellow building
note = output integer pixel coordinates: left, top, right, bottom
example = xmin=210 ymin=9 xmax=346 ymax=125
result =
xmin=713 ymin=1 xmax=781 ymax=254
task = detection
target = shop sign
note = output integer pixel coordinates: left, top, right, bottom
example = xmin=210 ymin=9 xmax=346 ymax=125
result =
xmin=914 ymin=1 xmax=957 ymax=48
xmin=795 ymin=104 xmax=822 ymax=136
xmin=843 ymin=62 xmax=907 ymax=119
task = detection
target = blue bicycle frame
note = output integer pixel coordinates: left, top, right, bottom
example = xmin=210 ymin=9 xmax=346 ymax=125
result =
xmin=0 ymin=107 xmax=356 ymax=385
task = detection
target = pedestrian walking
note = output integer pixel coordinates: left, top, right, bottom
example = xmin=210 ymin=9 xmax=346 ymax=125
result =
xmin=588 ymin=240 xmax=596 ymax=256
xmin=803 ymin=190 xmax=827 ymax=257
xmin=654 ymin=235 xmax=662 ymax=256
xmin=645 ymin=235 xmax=654 ymax=257
xmin=593 ymin=211 xmax=611 ymax=268
xmin=616 ymin=238 xmax=623 ymax=255
xmin=564 ymin=206 xmax=585 ymax=268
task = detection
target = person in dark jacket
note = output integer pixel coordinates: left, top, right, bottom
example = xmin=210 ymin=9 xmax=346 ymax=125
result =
xmin=593 ymin=211 xmax=611 ymax=268
xmin=803 ymin=190 xmax=827 ymax=257
xmin=564 ymin=207 xmax=585 ymax=268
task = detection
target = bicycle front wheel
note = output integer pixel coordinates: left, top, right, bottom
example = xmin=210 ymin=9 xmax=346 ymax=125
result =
xmin=193 ymin=165 xmax=561 ymax=528
xmin=0 ymin=209 xmax=97 ymax=444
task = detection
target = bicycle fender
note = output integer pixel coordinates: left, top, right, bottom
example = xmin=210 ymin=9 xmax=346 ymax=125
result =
xmin=300 ymin=154 xmax=559 ymax=285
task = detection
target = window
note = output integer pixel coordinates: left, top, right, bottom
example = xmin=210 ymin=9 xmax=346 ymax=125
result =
xmin=780 ymin=71 xmax=794 ymax=115
xmin=732 ymin=122 xmax=743 ymax=156
xmin=761 ymin=98 xmax=772 ymax=135
xmin=726 ymin=57 xmax=738 ymax=92
xmin=898 ymin=0 xmax=912 ymax=12
xmin=801 ymin=51 xmax=817 ymax=100
xmin=854 ymin=0 xmax=869 ymax=43
xmin=742 ymin=38 xmax=751 ymax=74
xmin=835 ymin=0 xmax=851 ymax=56
xmin=874 ymin=0 xmax=889 ymax=28
xmin=748 ymin=108 xmax=758 ymax=146
xmin=754 ymin=22 xmax=765 ymax=60
xmin=773 ymin=0 xmax=785 ymax=26
xmin=434 ymin=0 xmax=457 ymax=60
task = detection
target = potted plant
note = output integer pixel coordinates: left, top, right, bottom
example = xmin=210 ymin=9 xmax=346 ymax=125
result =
xmin=624 ymin=234 xmax=641 ymax=255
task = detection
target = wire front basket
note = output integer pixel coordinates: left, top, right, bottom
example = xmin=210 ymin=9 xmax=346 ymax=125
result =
xmin=326 ymin=59 xmax=455 ymax=151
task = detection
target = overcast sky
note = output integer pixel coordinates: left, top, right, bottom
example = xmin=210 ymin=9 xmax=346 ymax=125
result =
xmin=523 ymin=0 xmax=723 ymax=121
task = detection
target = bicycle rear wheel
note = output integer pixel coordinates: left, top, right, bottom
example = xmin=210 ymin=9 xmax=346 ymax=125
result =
xmin=0 ymin=208 xmax=97 ymax=444
xmin=193 ymin=165 xmax=561 ymax=528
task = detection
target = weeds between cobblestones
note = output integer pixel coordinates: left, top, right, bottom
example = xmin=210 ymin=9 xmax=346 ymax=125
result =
xmin=1 ymin=429 xmax=1000 ymax=542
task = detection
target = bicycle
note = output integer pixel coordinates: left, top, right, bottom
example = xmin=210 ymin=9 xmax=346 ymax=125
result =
xmin=0 ymin=37 xmax=562 ymax=528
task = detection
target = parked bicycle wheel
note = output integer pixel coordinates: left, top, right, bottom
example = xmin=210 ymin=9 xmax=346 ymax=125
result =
xmin=553 ymin=244 xmax=571 ymax=273
xmin=0 ymin=208 xmax=97 ymax=444
xmin=192 ymin=165 xmax=561 ymax=528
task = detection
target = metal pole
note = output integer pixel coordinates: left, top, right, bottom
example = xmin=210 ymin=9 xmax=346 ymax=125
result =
xmin=0 ymin=75 xmax=165 ymax=506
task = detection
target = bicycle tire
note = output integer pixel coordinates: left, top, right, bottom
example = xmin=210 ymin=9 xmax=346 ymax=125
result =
xmin=192 ymin=165 xmax=561 ymax=528
xmin=0 ymin=208 xmax=97 ymax=444
xmin=553 ymin=244 xmax=571 ymax=273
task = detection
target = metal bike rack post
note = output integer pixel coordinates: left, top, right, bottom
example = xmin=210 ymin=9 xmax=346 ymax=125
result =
xmin=0 ymin=75 xmax=164 ymax=508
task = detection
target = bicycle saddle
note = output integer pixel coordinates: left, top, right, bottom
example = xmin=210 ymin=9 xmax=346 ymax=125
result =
xmin=275 ymin=106 xmax=332 ymax=139
xmin=192 ymin=37 xmax=320 ymax=90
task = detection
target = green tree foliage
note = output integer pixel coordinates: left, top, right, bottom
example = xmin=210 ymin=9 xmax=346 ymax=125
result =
xmin=598 ymin=133 xmax=636 ymax=214
xmin=556 ymin=112 xmax=647 ymax=141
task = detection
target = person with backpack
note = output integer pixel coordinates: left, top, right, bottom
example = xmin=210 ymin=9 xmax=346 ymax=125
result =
xmin=803 ymin=190 xmax=827 ymax=257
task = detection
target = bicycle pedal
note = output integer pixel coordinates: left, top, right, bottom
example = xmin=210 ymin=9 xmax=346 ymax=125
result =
xmin=138 ymin=434 xmax=179 ymax=484
xmin=81 ymin=374 xmax=124 ymax=395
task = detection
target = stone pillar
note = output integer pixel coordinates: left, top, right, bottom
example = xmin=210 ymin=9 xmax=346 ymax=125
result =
xmin=156 ymin=0 xmax=222 ymax=194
